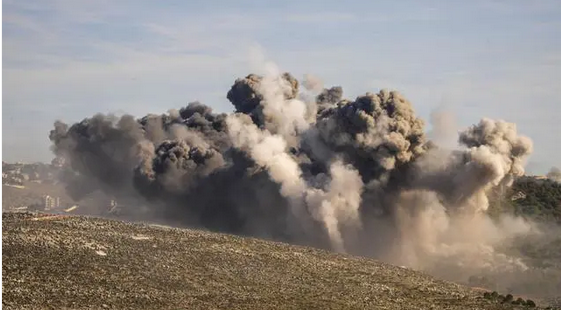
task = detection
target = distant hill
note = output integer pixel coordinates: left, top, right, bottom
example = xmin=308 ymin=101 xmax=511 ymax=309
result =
xmin=488 ymin=176 xmax=561 ymax=223
xmin=510 ymin=176 xmax=561 ymax=222
xmin=2 ymin=212 xmax=547 ymax=310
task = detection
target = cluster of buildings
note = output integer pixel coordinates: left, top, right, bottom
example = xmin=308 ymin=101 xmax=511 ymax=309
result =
xmin=2 ymin=162 xmax=26 ymax=186
xmin=3 ymin=161 xmax=129 ymax=215
xmin=2 ymin=161 xmax=58 ymax=186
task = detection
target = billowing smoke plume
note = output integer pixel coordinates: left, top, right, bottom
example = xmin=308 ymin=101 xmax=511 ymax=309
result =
xmin=50 ymin=65 xmax=550 ymax=297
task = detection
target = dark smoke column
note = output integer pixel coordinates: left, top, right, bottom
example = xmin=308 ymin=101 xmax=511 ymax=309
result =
xmin=226 ymin=73 xmax=299 ymax=127
xmin=313 ymin=90 xmax=427 ymax=183
xmin=48 ymin=115 xmax=145 ymax=200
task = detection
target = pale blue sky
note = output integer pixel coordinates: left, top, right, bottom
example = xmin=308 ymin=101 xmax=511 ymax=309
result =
xmin=2 ymin=0 xmax=560 ymax=174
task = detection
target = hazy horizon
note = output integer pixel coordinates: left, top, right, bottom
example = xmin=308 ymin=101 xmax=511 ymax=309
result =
xmin=2 ymin=0 xmax=560 ymax=174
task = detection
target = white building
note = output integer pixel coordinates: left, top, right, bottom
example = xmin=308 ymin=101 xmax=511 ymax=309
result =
xmin=44 ymin=195 xmax=60 ymax=210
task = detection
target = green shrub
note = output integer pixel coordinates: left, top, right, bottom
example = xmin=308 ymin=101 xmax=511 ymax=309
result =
xmin=526 ymin=299 xmax=536 ymax=307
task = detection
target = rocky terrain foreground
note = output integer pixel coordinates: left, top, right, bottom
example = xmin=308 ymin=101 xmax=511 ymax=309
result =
xmin=1 ymin=212 xmax=549 ymax=309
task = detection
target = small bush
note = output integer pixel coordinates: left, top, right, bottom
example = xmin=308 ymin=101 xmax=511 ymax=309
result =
xmin=491 ymin=291 xmax=499 ymax=299
xmin=512 ymin=297 xmax=525 ymax=305
xmin=503 ymin=294 xmax=513 ymax=303
xmin=483 ymin=292 xmax=491 ymax=300
xmin=526 ymin=299 xmax=536 ymax=307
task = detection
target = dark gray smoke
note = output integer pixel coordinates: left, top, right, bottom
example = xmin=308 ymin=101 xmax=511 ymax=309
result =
xmin=227 ymin=73 xmax=299 ymax=128
xmin=49 ymin=115 xmax=144 ymax=200
xmin=51 ymin=66 xmax=554 ymax=298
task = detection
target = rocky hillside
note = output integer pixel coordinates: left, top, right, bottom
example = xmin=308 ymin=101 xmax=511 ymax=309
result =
xmin=2 ymin=212 xmax=549 ymax=310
